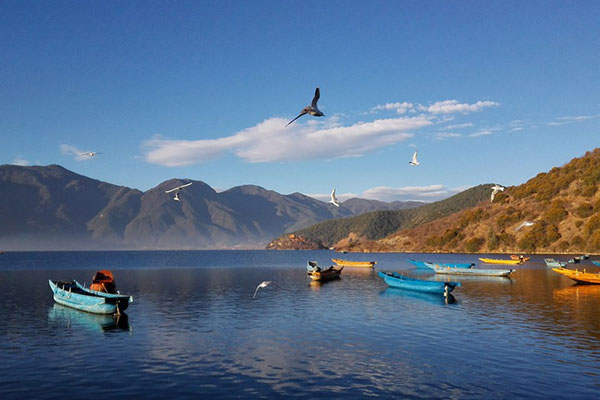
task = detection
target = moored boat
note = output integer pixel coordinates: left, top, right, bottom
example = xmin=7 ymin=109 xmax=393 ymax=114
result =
xmin=423 ymin=262 xmax=514 ymax=277
xmin=331 ymin=258 xmax=376 ymax=268
xmin=510 ymin=255 xmax=530 ymax=261
xmin=409 ymin=259 xmax=474 ymax=269
xmin=377 ymin=271 xmax=460 ymax=295
xmin=49 ymin=280 xmax=133 ymax=314
xmin=478 ymin=257 xmax=522 ymax=265
xmin=545 ymin=258 xmax=567 ymax=268
xmin=592 ymin=260 xmax=600 ymax=267
xmin=552 ymin=267 xmax=600 ymax=284
xmin=307 ymin=261 xmax=343 ymax=281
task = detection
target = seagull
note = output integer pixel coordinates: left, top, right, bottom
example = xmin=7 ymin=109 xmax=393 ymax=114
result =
xmin=286 ymin=87 xmax=325 ymax=127
xmin=490 ymin=184 xmax=504 ymax=202
xmin=82 ymin=152 xmax=101 ymax=157
xmin=514 ymin=221 xmax=535 ymax=232
xmin=329 ymin=188 xmax=340 ymax=207
xmin=409 ymin=151 xmax=419 ymax=166
xmin=253 ymin=281 xmax=272 ymax=299
xmin=165 ymin=182 xmax=193 ymax=201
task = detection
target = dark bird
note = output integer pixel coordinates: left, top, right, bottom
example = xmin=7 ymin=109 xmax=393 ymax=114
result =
xmin=286 ymin=87 xmax=325 ymax=127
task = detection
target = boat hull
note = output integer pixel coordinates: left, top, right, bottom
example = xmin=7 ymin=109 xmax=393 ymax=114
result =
xmin=552 ymin=268 xmax=600 ymax=284
xmin=331 ymin=258 xmax=376 ymax=268
xmin=545 ymin=258 xmax=567 ymax=268
xmin=49 ymin=280 xmax=132 ymax=314
xmin=478 ymin=258 xmax=522 ymax=265
xmin=591 ymin=261 xmax=600 ymax=267
xmin=424 ymin=263 xmax=514 ymax=277
xmin=308 ymin=266 xmax=343 ymax=281
xmin=377 ymin=271 xmax=460 ymax=295
xmin=409 ymin=259 xmax=474 ymax=269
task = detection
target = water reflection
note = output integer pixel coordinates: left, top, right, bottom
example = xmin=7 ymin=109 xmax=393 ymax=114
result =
xmin=380 ymin=287 xmax=457 ymax=305
xmin=48 ymin=304 xmax=131 ymax=333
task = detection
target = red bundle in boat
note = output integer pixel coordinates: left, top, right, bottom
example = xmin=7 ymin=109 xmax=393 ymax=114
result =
xmin=90 ymin=270 xmax=116 ymax=293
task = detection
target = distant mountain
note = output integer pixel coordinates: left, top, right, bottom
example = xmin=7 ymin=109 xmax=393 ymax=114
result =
xmin=0 ymin=164 xmax=421 ymax=250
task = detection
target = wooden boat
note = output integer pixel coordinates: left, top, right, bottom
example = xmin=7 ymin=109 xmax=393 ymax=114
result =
xmin=331 ymin=258 xmax=376 ymax=268
xmin=568 ymin=257 xmax=581 ymax=264
xmin=592 ymin=261 xmax=600 ymax=267
xmin=552 ymin=267 xmax=600 ymax=284
xmin=545 ymin=258 xmax=567 ymax=268
xmin=306 ymin=261 xmax=343 ymax=281
xmin=377 ymin=271 xmax=460 ymax=295
xmin=510 ymin=255 xmax=530 ymax=261
xmin=49 ymin=280 xmax=133 ymax=314
xmin=478 ymin=257 xmax=522 ymax=265
xmin=409 ymin=259 xmax=474 ymax=269
xmin=423 ymin=262 xmax=514 ymax=277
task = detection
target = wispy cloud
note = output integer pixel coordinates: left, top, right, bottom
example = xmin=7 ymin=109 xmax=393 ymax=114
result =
xmin=12 ymin=157 xmax=30 ymax=166
xmin=369 ymin=102 xmax=415 ymax=114
xmin=60 ymin=144 xmax=94 ymax=161
xmin=435 ymin=132 xmax=463 ymax=140
xmin=145 ymin=116 xmax=432 ymax=167
xmin=420 ymin=100 xmax=499 ymax=114
xmin=440 ymin=122 xmax=474 ymax=131
xmin=547 ymin=114 xmax=600 ymax=126
xmin=308 ymin=185 xmax=461 ymax=203
xmin=469 ymin=127 xmax=502 ymax=137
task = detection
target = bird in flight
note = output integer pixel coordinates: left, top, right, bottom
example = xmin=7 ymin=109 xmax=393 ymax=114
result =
xmin=329 ymin=188 xmax=340 ymax=207
xmin=286 ymin=87 xmax=325 ymax=127
xmin=82 ymin=152 xmax=101 ymax=157
xmin=514 ymin=221 xmax=535 ymax=232
xmin=490 ymin=184 xmax=504 ymax=202
xmin=253 ymin=281 xmax=272 ymax=299
xmin=409 ymin=151 xmax=419 ymax=166
xmin=165 ymin=182 xmax=193 ymax=201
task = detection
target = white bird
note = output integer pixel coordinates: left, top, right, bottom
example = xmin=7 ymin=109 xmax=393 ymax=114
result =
xmin=514 ymin=221 xmax=535 ymax=232
xmin=490 ymin=184 xmax=505 ymax=202
xmin=329 ymin=188 xmax=340 ymax=207
xmin=409 ymin=151 xmax=419 ymax=166
xmin=165 ymin=182 xmax=193 ymax=201
xmin=82 ymin=152 xmax=101 ymax=157
xmin=286 ymin=87 xmax=325 ymax=127
xmin=253 ymin=281 xmax=272 ymax=299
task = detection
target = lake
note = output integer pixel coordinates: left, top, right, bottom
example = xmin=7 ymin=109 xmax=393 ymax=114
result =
xmin=1 ymin=250 xmax=599 ymax=399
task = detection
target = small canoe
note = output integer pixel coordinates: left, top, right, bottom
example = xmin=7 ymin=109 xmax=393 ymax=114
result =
xmin=331 ymin=258 xmax=376 ymax=268
xmin=545 ymin=258 xmax=567 ymax=268
xmin=307 ymin=261 xmax=343 ymax=281
xmin=377 ymin=271 xmax=460 ymax=295
xmin=409 ymin=259 xmax=474 ymax=269
xmin=510 ymin=255 xmax=530 ymax=261
xmin=592 ymin=261 xmax=600 ymax=267
xmin=49 ymin=280 xmax=133 ymax=314
xmin=478 ymin=258 xmax=522 ymax=265
xmin=552 ymin=267 xmax=600 ymax=284
xmin=423 ymin=262 xmax=514 ymax=277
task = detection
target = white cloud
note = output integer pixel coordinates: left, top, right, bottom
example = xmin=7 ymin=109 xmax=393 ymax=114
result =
xmin=548 ymin=114 xmax=599 ymax=126
xmin=435 ymin=132 xmax=463 ymax=140
xmin=144 ymin=116 xmax=432 ymax=166
xmin=424 ymin=100 xmax=499 ymax=114
xmin=440 ymin=122 xmax=474 ymax=131
xmin=470 ymin=127 xmax=502 ymax=137
xmin=12 ymin=157 xmax=30 ymax=166
xmin=370 ymin=102 xmax=415 ymax=114
xmin=360 ymin=185 xmax=462 ymax=202
xmin=60 ymin=144 xmax=94 ymax=161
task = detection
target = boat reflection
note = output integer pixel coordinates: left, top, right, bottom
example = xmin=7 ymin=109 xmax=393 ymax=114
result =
xmin=380 ymin=287 xmax=457 ymax=305
xmin=554 ymin=284 xmax=600 ymax=300
xmin=308 ymin=278 xmax=341 ymax=290
xmin=48 ymin=303 xmax=131 ymax=333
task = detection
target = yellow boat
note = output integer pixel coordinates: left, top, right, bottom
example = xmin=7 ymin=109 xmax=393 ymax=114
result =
xmin=331 ymin=258 xmax=377 ymax=268
xmin=552 ymin=267 xmax=600 ymax=284
xmin=478 ymin=257 xmax=522 ymax=265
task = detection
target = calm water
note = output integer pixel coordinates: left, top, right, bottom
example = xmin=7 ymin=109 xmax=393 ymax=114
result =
xmin=1 ymin=250 xmax=599 ymax=399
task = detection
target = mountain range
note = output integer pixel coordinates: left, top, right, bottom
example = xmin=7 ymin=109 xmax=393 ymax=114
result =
xmin=0 ymin=164 xmax=421 ymax=250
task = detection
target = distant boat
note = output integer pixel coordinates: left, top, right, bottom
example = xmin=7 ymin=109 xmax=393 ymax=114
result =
xmin=422 ymin=262 xmax=514 ymax=277
xmin=545 ymin=258 xmax=567 ymax=268
xmin=510 ymin=255 xmax=530 ymax=261
xmin=377 ymin=271 xmax=460 ymax=295
xmin=552 ymin=267 xmax=600 ymax=284
xmin=331 ymin=258 xmax=376 ymax=268
xmin=49 ymin=280 xmax=133 ymax=314
xmin=592 ymin=261 xmax=600 ymax=267
xmin=478 ymin=257 xmax=522 ymax=265
xmin=409 ymin=259 xmax=474 ymax=269
xmin=306 ymin=261 xmax=343 ymax=282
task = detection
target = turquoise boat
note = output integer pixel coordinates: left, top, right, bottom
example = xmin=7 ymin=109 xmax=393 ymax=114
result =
xmin=592 ymin=260 xmax=600 ymax=267
xmin=422 ymin=262 xmax=514 ymax=277
xmin=377 ymin=271 xmax=460 ymax=295
xmin=49 ymin=280 xmax=133 ymax=314
xmin=409 ymin=259 xmax=474 ymax=269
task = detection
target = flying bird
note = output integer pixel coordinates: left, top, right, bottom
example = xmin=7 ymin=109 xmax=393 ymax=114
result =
xmin=253 ymin=281 xmax=272 ymax=299
xmin=286 ymin=87 xmax=325 ymax=127
xmin=409 ymin=151 xmax=419 ymax=166
xmin=82 ymin=152 xmax=101 ymax=157
xmin=165 ymin=182 xmax=193 ymax=201
xmin=514 ymin=221 xmax=535 ymax=232
xmin=329 ymin=188 xmax=340 ymax=207
xmin=490 ymin=184 xmax=505 ymax=202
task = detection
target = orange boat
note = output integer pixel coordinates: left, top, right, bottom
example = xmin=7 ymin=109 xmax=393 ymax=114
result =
xmin=331 ymin=258 xmax=377 ymax=268
xmin=552 ymin=267 xmax=600 ymax=284
xmin=510 ymin=255 xmax=530 ymax=261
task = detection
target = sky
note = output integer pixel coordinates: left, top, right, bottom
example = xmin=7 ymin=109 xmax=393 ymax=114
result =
xmin=2 ymin=1 xmax=599 ymax=203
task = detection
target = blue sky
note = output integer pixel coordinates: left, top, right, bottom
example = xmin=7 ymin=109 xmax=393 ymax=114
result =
xmin=2 ymin=1 xmax=599 ymax=202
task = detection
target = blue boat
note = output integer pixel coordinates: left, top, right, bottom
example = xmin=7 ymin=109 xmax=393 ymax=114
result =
xmin=49 ymin=280 xmax=133 ymax=314
xmin=591 ymin=260 xmax=600 ymax=267
xmin=377 ymin=271 xmax=460 ymax=295
xmin=422 ymin=262 xmax=514 ymax=277
xmin=409 ymin=259 xmax=474 ymax=269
